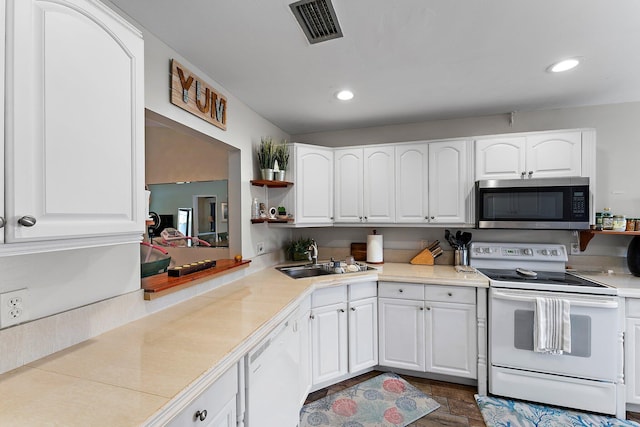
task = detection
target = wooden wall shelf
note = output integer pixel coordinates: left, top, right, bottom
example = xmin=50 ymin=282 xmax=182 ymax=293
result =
xmin=250 ymin=179 xmax=293 ymax=188
xmin=579 ymin=229 xmax=640 ymax=251
xmin=251 ymin=218 xmax=294 ymax=224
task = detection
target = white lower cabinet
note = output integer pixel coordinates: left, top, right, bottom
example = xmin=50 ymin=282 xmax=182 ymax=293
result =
xmin=379 ymin=282 xmax=477 ymax=379
xmin=311 ymin=287 xmax=349 ymax=387
xmin=626 ymin=299 xmax=640 ymax=405
xmin=310 ymin=282 xmax=378 ymax=389
xmin=165 ymin=364 xmax=238 ymax=427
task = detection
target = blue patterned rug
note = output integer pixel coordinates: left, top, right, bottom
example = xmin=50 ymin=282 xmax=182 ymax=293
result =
xmin=300 ymin=373 xmax=440 ymax=426
xmin=476 ymin=394 xmax=640 ymax=427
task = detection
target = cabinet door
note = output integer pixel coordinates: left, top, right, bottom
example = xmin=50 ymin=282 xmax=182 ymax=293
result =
xmin=334 ymin=148 xmax=363 ymax=223
xmin=428 ymin=140 xmax=469 ymax=223
xmin=395 ymin=143 xmax=429 ymax=223
xmin=425 ymin=301 xmax=477 ymax=379
xmin=311 ymin=302 xmax=348 ymax=386
xmin=298 ymin=306 xmax=312 ymax=405
xmin=348 ymin=296 xmax=378 ymax=372
xmin=295 ymin=145 xmax=334 ymax=224
xmin=526 ymin=131 xmax=582 ymax=178
xmin=475 ymin=137 xmax=526 ymax=180
xmin=626 ymin=317 xmax=640 ymax=404
xmin=363 ymin=146 xmax=395 ymax=222
xmin=206 ymin=397 xmax=236 ymax=427
xmin=378 ymin=298 xmax=425 ymax=371
xmin=7 ymin=0 xmax=144 ymax=242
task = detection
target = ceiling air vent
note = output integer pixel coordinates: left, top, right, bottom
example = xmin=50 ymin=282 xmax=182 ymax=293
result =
xmin=289 ymin=0 xmax=343 ymax=44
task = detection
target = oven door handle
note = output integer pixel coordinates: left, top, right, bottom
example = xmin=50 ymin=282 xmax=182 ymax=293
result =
xmin=491 ymin=289 xmax=619 ymax=309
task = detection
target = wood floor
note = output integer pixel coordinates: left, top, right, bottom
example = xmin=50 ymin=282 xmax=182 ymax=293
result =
xmin=305 ymin=370 xmax=640 ymax=426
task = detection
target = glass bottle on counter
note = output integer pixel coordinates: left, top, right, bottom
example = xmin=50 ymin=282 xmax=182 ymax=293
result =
xmin=602 ymin=208 xmax=614 ymax=230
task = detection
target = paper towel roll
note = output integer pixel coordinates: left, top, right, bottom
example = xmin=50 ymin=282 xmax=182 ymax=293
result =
xmin=367 ymin=233 xmax=384 ymax=264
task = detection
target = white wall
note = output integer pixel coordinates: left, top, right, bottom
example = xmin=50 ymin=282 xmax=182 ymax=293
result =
xmin=292 ymin=102 xmax=640 ymax=260
xmin=140 ymin=27 xmax=291 ymax=260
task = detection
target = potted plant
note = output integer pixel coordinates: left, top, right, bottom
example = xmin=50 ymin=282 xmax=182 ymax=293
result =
xmin=256 ymin=137 xmax=275 ymax=180
xmin=285 ymin=236 xmax=313 ymax=261
xmin=274 ymin=141 xmax=289 ymax=181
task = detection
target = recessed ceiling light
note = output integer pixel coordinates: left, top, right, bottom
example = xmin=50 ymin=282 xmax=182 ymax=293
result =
xmin=548 ymin=58 xmax=580 ymax=73
xmin=336 ymin=90 xmax=354 ymax=101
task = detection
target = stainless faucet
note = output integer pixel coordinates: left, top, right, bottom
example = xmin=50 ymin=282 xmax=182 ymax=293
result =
xmin=308 ymin=239 xmax=319 ymax=265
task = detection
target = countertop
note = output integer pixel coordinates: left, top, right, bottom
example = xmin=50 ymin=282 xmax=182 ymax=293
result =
xmin=0 ymin=263 xmax=486 ymax=426
xmin=570 ymin=271 xmax=640 ymax=298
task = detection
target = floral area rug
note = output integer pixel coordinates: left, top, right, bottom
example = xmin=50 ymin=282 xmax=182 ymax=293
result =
xmin=476 ymin=394 xmax=640 ymax=427
xmin=300 ymin=372 xmax=439 ymax=427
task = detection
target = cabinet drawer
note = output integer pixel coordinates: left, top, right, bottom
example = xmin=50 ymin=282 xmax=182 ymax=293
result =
xmin=378 ymin=282 xmax=424 ymax=300
xmin=424 ymin=285 xmax=475 ymax=304
xmin=627 ymin=298 xmax=640 ymax=318
xmin=166 ymin=364 xmax=238 ymax=427
xmin=312 ymin=286 xmax=347 ymax=307
xmin=349 ymin=281 xmax=377 ymax=300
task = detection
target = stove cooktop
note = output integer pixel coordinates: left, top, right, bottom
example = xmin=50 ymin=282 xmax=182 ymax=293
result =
xmin=477 ymin=268 xmax=616 ymax=294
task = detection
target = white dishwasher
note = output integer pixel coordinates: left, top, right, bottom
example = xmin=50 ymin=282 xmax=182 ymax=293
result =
xmin=245 ymin=310 xmax=301 ymax=427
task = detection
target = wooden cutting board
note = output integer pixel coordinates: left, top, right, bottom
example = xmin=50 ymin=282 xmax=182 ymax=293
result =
xmin=351 ymin=242 xmax=367 ymax=261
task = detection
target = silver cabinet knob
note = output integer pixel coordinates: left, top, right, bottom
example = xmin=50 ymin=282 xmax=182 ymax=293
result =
xmin=447 ymin=292 xmax=453 ymax=297
xmin=528 ymin=171 xmax=533 ymax=178
xmin=194 ymin=409 xmax=207 ymax=422
xmin=0 ymin=217 xmax=5 ymax=228
xmin=18 ymin=216 xmax=36 ymax=227
xmin=339 ymin=308 xmax=345 ymax=313
xmin=426 ymin=307 xmax=431 ymax=310
xmin=351 ymin=307 xmax=356 ymax=311
xmin=420 ymin=307 xmax=424 ymax=311
xmin=521 ymin=171 xmax=526 ymax=178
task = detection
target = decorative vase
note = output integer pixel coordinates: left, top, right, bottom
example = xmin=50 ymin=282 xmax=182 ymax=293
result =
xmin=260 ymin=168 xmax=274 ymax=180
xmin=275 ymin=170 xmax=286 ymax=181
xmin=628 ymin=236 xmax=640 ymax=276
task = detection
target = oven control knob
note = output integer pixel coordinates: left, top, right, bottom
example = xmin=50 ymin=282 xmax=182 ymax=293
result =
xmin=541 ymin=249 xmax=549 ymax=256
xmin=523 ymin=248 xmax=533 ymax=256
xmin=551 ymin=249 xmax=559 ymax=256
xmin=483 ymin=247 xmax=490 ymax=254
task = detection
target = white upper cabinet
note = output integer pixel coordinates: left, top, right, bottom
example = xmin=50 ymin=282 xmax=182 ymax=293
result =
xmin=334 ymin=148 xmax=363 ymax=223
xmin=363 ymin=146 xmax=395 ymax=223
xmin=292 ymin=144 xmax=334 ymax=225
xmin=395 ymin=144 xmax=429 ymax=223
xmin=396 ymin=140 xmax=470 ymax=224
xmin=428 ymin=140 xmax=469 ymax=224
xmin=526 ymin=131 xmax=582 ymax=178
xmin=476 ymin=130 xmax=583 ymax=180
xmin=334 ymin=145 xmax=395 ymax=223
xmin=5 ymin=0 xmax=144 ymax=247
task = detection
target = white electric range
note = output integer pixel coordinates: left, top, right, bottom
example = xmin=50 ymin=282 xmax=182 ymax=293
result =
xmin=469 ymin=242 xmax=625 ymax=418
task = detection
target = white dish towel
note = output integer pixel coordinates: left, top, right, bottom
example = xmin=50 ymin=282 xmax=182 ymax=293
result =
xmin=534 ymin=297 xmax=571 ymax=355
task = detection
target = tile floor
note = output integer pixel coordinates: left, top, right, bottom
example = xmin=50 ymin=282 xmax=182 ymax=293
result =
xmin=304 ymin=370 xmax=640 ymax=426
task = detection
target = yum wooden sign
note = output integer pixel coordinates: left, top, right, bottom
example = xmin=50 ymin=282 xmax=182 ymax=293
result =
xmin=170 ymin=59 xmax=227 ymax=130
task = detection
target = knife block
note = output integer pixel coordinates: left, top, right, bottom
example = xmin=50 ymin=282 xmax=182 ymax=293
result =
xmin=410 ymin=247 xmax=435 ymax=265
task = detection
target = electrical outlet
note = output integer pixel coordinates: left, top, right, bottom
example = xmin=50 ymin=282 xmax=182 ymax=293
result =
xmin=256 ymin=242 xmax=265 ymax=255
xmin=1 ymin=289 xmax=29 ymax=328
xmin=570 ymin=242 xmax=580 ymax=255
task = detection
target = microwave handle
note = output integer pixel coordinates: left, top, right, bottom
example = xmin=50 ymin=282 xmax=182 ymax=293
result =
xmin=491 ymin=289 xmax=619 ymax=309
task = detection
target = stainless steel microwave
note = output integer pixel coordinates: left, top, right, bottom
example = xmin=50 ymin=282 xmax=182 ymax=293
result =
xmin=475 ymin=177 xmax=590 ymax=230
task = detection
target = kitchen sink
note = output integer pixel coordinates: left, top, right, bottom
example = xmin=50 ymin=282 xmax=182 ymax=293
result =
xmin=276 ymin=262 xmax=376 ymax=279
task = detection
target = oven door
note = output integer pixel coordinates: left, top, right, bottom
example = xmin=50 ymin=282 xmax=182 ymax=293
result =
xmin=489 ymin=287 xmax=621 ymax=382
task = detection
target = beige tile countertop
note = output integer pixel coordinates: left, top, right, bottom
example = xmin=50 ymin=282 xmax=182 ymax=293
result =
xmin=0 ymin=263 xmax=486 ymax=426
xmin=570 ymin=271 xmax=640 ymax=298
